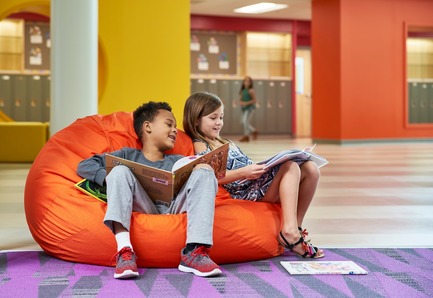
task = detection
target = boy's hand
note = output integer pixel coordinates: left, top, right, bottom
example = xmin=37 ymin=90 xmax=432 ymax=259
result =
xmin=242 ymin=164 xmax=267 ymax=180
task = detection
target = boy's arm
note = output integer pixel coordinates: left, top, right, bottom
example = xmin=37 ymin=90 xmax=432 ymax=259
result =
xmin=77 ymin=153 xmax=107 ymax=186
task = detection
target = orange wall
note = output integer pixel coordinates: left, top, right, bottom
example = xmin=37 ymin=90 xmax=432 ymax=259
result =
xmin=312 ymin=0 xmax=433 ymax=142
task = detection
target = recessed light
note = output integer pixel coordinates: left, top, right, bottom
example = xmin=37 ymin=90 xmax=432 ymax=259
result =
xmin=234 ymin=2 xmax=288 ymax=14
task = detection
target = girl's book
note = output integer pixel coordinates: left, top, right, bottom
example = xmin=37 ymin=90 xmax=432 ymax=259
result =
xmin=258 ymin=144 xmax=328 ymax=170
xmin=280 ymin=260 xmax=368 ymax=275
xmin=239 ymin=144 xmax=328 ymax=183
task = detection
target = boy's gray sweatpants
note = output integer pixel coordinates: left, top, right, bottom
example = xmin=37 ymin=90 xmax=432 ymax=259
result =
xmin=103 ymin=165 xmax=217 ymax=246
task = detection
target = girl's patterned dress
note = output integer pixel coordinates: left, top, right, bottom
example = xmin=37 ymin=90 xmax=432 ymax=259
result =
xmin=196 ymin=140 xmax=295 ymax=202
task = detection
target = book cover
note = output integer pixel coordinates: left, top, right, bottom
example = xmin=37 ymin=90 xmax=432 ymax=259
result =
xmin=280 ymin=261 xmax=368 ymax=275
xmin=75 ymin=178 xmax=107 ymax=203
xmin=105 ymin=143 xmax=229 ymax=206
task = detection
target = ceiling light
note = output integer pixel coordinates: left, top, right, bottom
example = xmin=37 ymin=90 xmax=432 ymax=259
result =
xmin=234 ymin=2 xmax=288 ymax=14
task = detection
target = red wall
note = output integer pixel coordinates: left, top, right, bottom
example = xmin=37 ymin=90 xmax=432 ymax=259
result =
xmin=191 ymin=15 xmax=311 ymax=45
xmin=191 ymin=15 xmax=293 ymax=33
xmin=312 ymin=0 xmax=433 ymax=142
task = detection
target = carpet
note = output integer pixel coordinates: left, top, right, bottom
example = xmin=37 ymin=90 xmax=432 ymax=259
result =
xmin=1 ymin=248 xmax=432 ymax=297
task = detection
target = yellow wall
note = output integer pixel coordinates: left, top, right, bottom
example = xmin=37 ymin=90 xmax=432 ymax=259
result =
xmin=98 ymin=0 xmax=190 ymax=127
xmin=0 ymin=0 xmax=190 ymax=128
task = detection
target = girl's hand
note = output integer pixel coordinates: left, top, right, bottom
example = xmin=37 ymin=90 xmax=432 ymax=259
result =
xmin=242 ymin=164 xmax=267 ymax=180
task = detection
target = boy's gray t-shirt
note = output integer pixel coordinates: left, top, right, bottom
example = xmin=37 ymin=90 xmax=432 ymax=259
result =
xmin=77 ymin=147 xmax=183 ymax=186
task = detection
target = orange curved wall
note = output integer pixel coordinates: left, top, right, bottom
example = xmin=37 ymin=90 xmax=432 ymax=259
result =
xmin=312 ymin=0 xmax=433 ymax=142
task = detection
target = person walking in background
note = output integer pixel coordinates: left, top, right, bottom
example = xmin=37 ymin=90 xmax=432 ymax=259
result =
xmin=238 ymin=76 xmax=258 ymax=142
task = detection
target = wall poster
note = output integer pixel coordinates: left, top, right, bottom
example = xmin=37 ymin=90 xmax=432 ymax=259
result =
xmin=190 ymin=31 xmax=237 ymax=75
xmin=24 ymin=21 xmax=50 ymax=70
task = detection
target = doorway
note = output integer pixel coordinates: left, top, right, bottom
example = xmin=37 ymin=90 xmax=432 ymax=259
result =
xmin=295 ymin=48 xmax=312 ymax=137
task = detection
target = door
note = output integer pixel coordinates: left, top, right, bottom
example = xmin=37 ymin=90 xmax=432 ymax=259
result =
xmin=295 ymin=48 xmax=312 ymax=137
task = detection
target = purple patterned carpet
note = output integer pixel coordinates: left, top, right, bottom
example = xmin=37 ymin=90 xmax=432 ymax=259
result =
xmin=1 ymin=248 xmax=432 ymax=297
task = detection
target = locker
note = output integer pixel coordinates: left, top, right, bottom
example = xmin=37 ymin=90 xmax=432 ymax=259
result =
xmin=191 ymin=78 xmax=206 ymax=94
xmin=408 ymin=82 xmax=419 ymax=124
xmin=419 ymin=83 xmax=429 ymax=123
xmin=205 ymin=79 xmax=218 ymax=95
xmin=264 ymin=81 xmax=278 ymax=133
xmin=229 ymin=80 xmax=243 ymax=134
xmin=27 ymin=75 xmax=43 ymax=121
xmin=0 ymin=75 xmax=13 ymax=119
xmin=42 ymin=75 xmax=51 ymax=122
xmin=276 ymin=81 xmax=292 ymax=134
xmin=11 ymin=75 xmax=28 ymax=121
xmin=216 ymin=80 xmax=233 ymax=133
xmin=429 ymin=83 xmax=433 ymax=123
xmin=253 ymin=80 xmax=266 ymax=134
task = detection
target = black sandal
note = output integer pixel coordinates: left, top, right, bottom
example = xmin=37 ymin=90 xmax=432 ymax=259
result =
xmin=277 ymin=231 xmax=325 ymax=259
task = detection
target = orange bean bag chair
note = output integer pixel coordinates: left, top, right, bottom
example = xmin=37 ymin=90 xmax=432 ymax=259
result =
xmin=24 ymin=111 xmax=283 ymax=267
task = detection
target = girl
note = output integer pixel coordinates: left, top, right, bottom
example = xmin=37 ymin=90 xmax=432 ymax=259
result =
xmin=183 ymin=92 xmax=324 ymax=259
xmin=238 ymin=76 xmax=258 ymax=142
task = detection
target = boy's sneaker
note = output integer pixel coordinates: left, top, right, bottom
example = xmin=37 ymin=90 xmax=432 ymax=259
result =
xmin=178 ymin=245 xmax=222 ymax=277
xmin=113 ymin=247 xmax=139 ymax=279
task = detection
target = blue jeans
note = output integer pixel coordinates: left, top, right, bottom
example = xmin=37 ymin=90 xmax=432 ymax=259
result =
xmin=241 ymin=106 xmax=256 ymax=136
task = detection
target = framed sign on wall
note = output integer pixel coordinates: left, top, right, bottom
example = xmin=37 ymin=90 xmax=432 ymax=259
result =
xmin=190 ymin=31 xmax=238 ymax=75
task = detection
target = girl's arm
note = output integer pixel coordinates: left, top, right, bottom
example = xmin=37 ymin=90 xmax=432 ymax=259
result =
xmin=217 ymin=163 xmax=266 ymax=185
xmin=193 ymin=141 xmax=208 ymax=155
xmin=193 ymin=141 xmax=266 ymax=184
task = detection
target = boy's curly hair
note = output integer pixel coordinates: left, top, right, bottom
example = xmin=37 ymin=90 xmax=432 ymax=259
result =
xmin=133 ymin=101 xmax=172 ymax=141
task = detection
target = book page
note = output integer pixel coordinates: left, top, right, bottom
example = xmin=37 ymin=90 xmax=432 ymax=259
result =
xmin=172 ymin=155 xmax=201 ymax=172
xmin=172 ymin=143 xmax=229 ymax=196
xmin=280 ymin=261 xmax=368 ymax=275
xmin=305 ymin=151 xmax=329 ymax=168
xmin=257 ymin=149 xmax=305 ymax=169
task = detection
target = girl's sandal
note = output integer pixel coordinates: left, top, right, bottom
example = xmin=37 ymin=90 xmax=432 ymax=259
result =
xmin=277 ymin=231 xmax=325 ymax=259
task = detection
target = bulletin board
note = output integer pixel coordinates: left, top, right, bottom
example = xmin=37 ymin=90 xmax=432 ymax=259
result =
xmin=190 ymin=31 xmax=238 ymax=75
xmin=24 ymin=22 xmax=51 ymax=70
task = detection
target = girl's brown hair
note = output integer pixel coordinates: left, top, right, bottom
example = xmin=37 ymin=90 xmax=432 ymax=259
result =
xmin=183 ymin=92 xmax=228 ymax=150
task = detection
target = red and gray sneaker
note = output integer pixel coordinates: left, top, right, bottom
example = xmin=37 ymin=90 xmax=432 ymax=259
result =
xmin=178 ymin=245 xmax=222 ymax=277
xmin=113 ymin=247 xmax=139 ymax=279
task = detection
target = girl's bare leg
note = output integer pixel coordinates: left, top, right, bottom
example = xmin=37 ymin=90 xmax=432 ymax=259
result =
xmin=262 ymin=162 xmax=303 ymax=247
xmin=262 ymin=161 xmax=323 ymax=257
xmin=296 ymin=161 xmax=320 ymax=227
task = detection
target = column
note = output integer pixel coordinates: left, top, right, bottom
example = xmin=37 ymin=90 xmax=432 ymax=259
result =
xmin=50 ymin=0 xmax=98 ymax=135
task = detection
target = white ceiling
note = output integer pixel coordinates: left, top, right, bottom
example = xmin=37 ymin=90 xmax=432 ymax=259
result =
xmin=191 ymin=0 xmax=312 ymax=20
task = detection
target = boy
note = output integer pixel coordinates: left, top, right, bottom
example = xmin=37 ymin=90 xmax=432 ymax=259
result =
xmin=77 ymin=102 xmax=221 ymax=279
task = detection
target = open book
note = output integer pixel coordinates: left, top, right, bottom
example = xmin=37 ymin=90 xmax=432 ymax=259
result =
xmin=257 ymin=144 xmax=328 ymax=169
xmin=280 ymin=261 xmax=368 ymax=275
xmin=104 ymin=143 xmax=229 ymax=206
xmin=239 ymin=144 xmax=328 ymax=183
